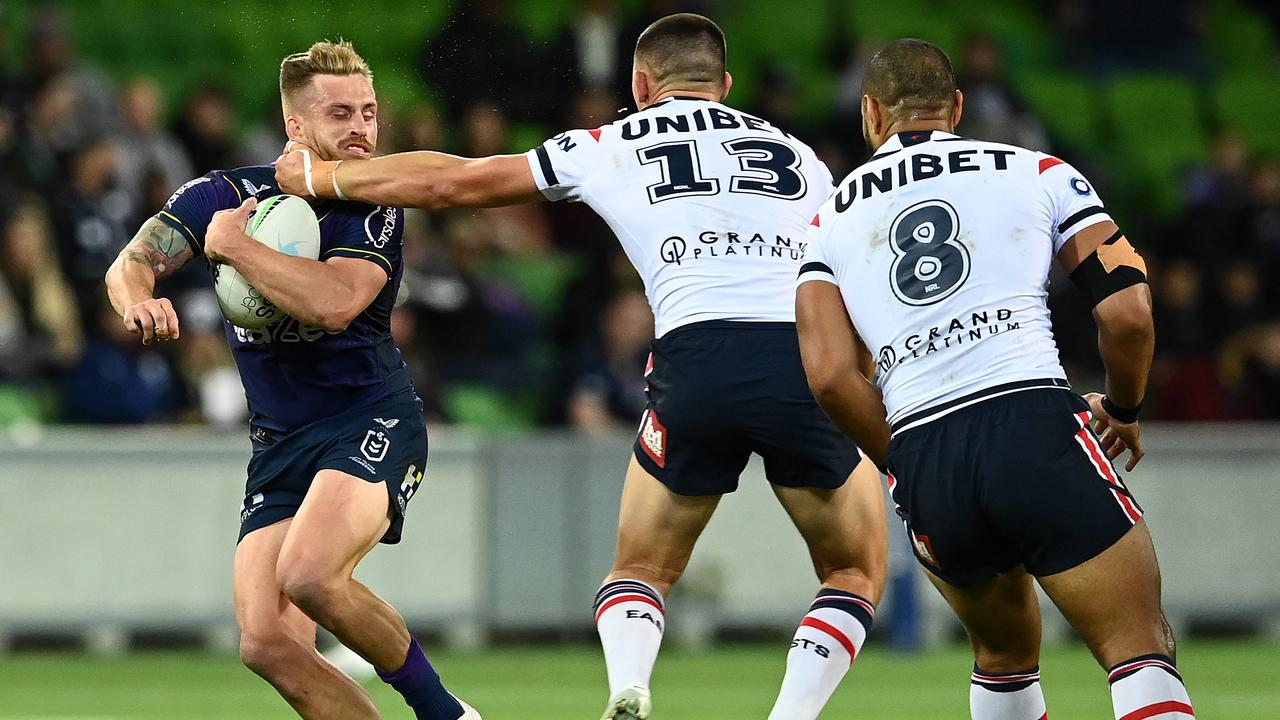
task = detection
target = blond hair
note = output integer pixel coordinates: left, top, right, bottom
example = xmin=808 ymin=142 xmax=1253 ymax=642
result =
xmin=279 ymin=40 xmax=372 ymax=107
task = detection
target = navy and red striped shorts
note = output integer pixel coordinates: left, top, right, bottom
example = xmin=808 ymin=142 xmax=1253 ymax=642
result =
xmin=886 ymin=387 xmax=1143 ymax=587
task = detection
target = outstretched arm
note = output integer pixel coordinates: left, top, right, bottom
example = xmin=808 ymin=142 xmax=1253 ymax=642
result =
xmin=276 ymin=148 xmax=545 ymax=210
xmin=105 ymin=217 xmax=195 ymax=344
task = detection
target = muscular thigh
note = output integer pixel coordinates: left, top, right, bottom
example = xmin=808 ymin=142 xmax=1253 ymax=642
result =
xmin=612 ymin=457 xmax=721 ymax=587
xmin=277 ymin=470 xmax=393 ymax=583
xmin=772 ymin=455 xmax=888 ymax=597
xmin=235 ymin=519 xmax=315 ymax=642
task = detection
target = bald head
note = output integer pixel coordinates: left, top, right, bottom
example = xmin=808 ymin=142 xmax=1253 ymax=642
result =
xmin=634 ymin=13 xmax=727 ymax=92
xmin=863 ymin=39 xmax=957 ymax=122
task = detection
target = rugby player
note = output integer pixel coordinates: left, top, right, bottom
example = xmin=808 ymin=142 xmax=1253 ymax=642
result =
xmin=104 ymin=41 xmax=479 ymax=720
xmin=276 ymin=14 xmax=887 ymax=720
xmin=797 ymin=39 xmax=1193 ymax=720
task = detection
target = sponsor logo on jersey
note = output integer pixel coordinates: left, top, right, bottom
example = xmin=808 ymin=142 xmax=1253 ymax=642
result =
xmin=241 ymin=179 xmax=272 ymax=197
xmin=638 ymin=409 xmax=667 ymax=468
xmin=374 ymin=417 xmax=400 ymax=429
xmin=232 ymin=317 xmax=338 ymax=345
xmin=360 ymin=429 xmax=391 ymax=463
xmin=791 ymin=637 xmax=831 ymax=658
xmin=876 ymin=307 xmax=1022 ymax=374
xmin=165 ymin=176 xmax=211 ymax=208
xmin=659 ymin=230 xmax=804 ymax=265
xmin=365 ymin=206 xmax=397 ymax=249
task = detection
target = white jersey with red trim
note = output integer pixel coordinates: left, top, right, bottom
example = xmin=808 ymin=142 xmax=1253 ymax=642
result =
xmin=800 ymin=130 xmax=1112 ymax=431
xmin=525 ymin=97 xmax=833 ymax=337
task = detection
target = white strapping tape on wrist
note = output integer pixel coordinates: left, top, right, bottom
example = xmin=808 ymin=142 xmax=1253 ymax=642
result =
xmin=300 ymin=149 xmax=317 ymax=198
xmin=331 ymin=160 xmax=347 ymax=201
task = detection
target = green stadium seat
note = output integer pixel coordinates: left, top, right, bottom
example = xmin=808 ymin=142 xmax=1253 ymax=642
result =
xmin=1015 ymin=72 xmax=1102 ymax=155
xmin=445 ymin=384 xmax=533 ymax=429
xmin=484 ymin=254 xmax=579 ymax=319
xmin=1104 ymin=75 xmax=1208 ymax=215
xmin=1216 ymin=75 xmax=1280 ymax=155
xmin=1207 ymin=0 xmax=1278 ymax=74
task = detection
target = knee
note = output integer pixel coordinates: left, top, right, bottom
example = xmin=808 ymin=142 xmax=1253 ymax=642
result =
xmin=279 ymin=568 xmax=345 ymax=624
xmin=239 ymin=630 xmax=308 ymax=681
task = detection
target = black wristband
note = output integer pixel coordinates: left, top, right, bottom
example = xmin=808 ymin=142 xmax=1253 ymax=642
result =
xmin=1102 ymin=395 xmax=1142 ymax=424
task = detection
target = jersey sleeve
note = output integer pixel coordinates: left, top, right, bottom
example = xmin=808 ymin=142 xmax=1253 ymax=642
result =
xmin=797 ymin=208 xmax=839 ymax=287
xmin=524 ymin=128 xmax=604 ymax=203
xmin=320 ymin=205 xmax=404 ymax=277
xmin=1038 ymin=155 xmax=1113 ymax=253
xmin=154 ymin=172 xmax=245 ymax=255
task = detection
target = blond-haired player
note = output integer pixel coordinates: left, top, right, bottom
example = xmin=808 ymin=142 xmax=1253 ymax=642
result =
xmin=105 ymin=41 xmax=479 ymax=720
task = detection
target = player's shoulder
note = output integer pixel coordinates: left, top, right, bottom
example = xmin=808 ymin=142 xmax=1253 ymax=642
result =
xmin=213 ymin=164 xmax=280 ymax=201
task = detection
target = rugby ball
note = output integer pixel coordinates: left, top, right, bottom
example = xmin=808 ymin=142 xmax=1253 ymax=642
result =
xmin=214 ymin=194 xmax=321 ymax=328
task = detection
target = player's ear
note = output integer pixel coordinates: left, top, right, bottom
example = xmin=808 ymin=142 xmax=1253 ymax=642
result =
xmin=633 ymin=68 xmax=651 ymax=107
xmin=721 ymin=72 xmax=733 ymax=101
xmin=951 ymin=89 xmax=964 ymax=129
xmin=283 ymin=113 xmax=306 ymax=144
xmin=861 ymin=95 xmax=881 ymax=134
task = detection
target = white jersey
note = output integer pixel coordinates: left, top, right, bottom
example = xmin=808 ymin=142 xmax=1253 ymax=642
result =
xmin=801 ymin=130 xmax=1112 ymax=432
xmin=526 ymin=97 xmax=833 ymax=337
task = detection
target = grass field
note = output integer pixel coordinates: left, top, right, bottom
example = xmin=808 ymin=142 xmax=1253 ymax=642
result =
xmin=0 ymin=640 xmax=1275 ymax=718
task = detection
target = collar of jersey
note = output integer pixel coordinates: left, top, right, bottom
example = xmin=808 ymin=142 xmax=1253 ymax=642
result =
xmin=648 ymin=95 xmax=714 ymax=109
xmin=873 ymin=129 xmax=959 ymax=157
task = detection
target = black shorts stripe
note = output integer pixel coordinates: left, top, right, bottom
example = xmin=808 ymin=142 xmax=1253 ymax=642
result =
xmin=1057 ymin=206 xmax=1105 ymax=234
xmin=798 ymin=261 xmax=834 ymax=277
xmin=534 ymin=145 xmax=559 ymax=186
xmin=891 ymin=378 xmax=1071 ymax=433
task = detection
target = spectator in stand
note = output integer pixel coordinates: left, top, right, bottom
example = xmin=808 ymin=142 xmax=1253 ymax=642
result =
xmin=1239 ymin=318 xmax=1280 ymax=419
xmin=0 ymin=199 xmax=83 ymax=383
xmin=397 ymin=104 xmax=449 ymax=153
xmin=956 ymin=31 xmax=1049 ymax=150
xmin=18 ymin=4 xmax=118 ymax=158
xmin=566 ymin=290 xmax=652 ymax=431
xmin=1183 ymin=130 xmax=1249 ymax=214
xmin=172 ymin=83 xmax=237 ymax=174
xmin=1149 ymin=257 xmax=1227 ymax=419
xmin=419 ymin=0 xmax=555 ymax=123
xmin=114 ymin=77 xmax=193 ymax=201
xmin=51 ymin=138 xmax=133 ymax=318
xmin=1236 ymin=159 xmax=1280 ymax=303
xmin=548 ymin=0 xmax=632 ymax=101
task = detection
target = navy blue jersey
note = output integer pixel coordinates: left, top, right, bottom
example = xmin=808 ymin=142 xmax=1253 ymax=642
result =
xmin=156 ymin=165 xmax=412 ymax=434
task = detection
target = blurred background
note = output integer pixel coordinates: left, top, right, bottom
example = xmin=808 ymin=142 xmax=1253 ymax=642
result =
xmin=0 ymin=1 xmax=1277 ymax=718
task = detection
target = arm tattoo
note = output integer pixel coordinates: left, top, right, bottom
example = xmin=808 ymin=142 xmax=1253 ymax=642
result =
xmin=122 ymin=220 xmax=193 ymax=279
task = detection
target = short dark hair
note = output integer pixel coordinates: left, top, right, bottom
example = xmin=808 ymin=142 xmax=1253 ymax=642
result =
xmin=634 ymin=13 xmax=726 ymax=88
xmin=862 ymin=39 xmax=957 ymax=121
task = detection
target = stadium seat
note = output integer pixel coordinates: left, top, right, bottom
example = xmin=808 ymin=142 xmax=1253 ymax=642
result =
xmin=1216 ymin=75 xmax=1280 ymax=155
xmin=1015 ymin=71 xmax=1102 ymax=155
xmin=1207 ymin=0 xmax=1278 ymax=74
xmin=1104 ymin=74 xmax=1208 ymax=215
xmin=484 ymin=254 xmax=579 ymax=319
xmin=445 ymin=384 xmax=533 ymax=429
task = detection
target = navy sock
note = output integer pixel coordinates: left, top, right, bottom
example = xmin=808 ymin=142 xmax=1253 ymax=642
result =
xmin=377 ymin=638 xmax=464 ymax=720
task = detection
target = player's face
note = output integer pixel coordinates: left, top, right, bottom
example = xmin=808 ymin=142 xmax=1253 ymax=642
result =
xmin=293 ymin=74 xmax=378 ymax=162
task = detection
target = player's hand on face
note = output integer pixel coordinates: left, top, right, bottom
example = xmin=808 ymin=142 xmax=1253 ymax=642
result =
xmin=123 ymin=297 xmax=180 ymax=346
xmin=1083 ymin=392 xmax=1145 ymax=471
xmin=275 ymin=141 xmax=316 ymax=197
xmin=205 ymin=198 xmax=257 ymax=263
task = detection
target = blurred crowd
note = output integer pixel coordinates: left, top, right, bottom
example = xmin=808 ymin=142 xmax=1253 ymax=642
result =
xmin=0 ymin=1 xmax=1278 ymax=429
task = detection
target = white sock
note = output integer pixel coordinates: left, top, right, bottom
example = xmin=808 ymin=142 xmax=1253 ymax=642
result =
xmin=767 ymin=589 xmax=874 ymax=720
xmin=970 ymin=666 xmax=1048 ymax=719
xmin=1108 ymin=655 xmax=1194 ymax=720
xmin=593 ymin=579 xmax=666 ymax=696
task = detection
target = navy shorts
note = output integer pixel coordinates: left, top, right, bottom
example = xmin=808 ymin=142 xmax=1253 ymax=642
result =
xmin=886 ymin=387 xmax=1143 ymax=587
xmin=238 ymin=392 xmax=428 ymax=545
xmin=633 ymin=320 xmax=863 ymax=496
